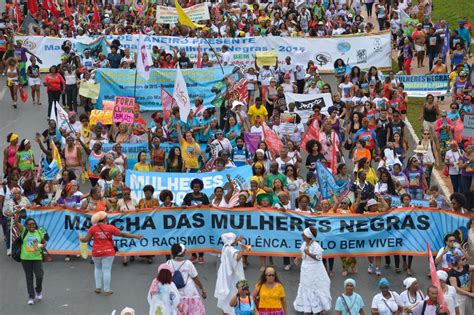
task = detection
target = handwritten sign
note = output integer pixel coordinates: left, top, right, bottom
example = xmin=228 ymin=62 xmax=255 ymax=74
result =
xmin=90 ymin=110 xmax=113 ymax=125
xmin=79 ymin=81 xmax=100 ymax=100
xmin=280 ymin=113 xmax=296 ymax=135
xmin=102 ymin=100 xmax=115 ymax=112
xmin=256 ymin=51 xmax=277 ymax=67
xmin=113 ymin=96 xmax=135 ymax=124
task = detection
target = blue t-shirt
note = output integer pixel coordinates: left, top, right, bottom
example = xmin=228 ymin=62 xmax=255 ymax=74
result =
xmin=231 ymin=146 xmax=250 ymax=167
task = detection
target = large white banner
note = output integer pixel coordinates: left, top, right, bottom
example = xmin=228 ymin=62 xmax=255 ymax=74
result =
xmin=16 ymin=32 xmax=391 ymax=72
xmin=284 ymin=92 xmax=333 ymax=123
xmin=156 ymin=3 xmax=210 ymax=24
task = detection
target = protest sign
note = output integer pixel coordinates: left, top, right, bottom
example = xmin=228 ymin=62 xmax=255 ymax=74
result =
xmin=89 ymin=109 xmax=113 ymax=125
xmin=284 ymin=92 xmax=333 ymax=123
xmin=27 ymin=207 xmax=469 ymax=257
xmin=279 ymin=113 xmax=297 ymax=135
xmin=102 ymin=100 xmax=116 ymax=112
xmin=463 ymin=114 xmax=474 ymax=137
xmin=79 ymin=81 xmax=100 ymax=100
xmin=393 ymin=74 xmax=449 ymax=97
xmin=16 ymin=33 xmax=391 ymax=73
xmin=126 ymin=166 xmax=253 ymax=204
xmin=256 ymin=51 xmax=277 ymax=67
xmin=156 ymin=3 xmax=210 ymax=24
xmin=113 ymin=96 xmax=135 ymax=124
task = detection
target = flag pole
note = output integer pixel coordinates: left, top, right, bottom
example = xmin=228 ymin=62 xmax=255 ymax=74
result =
xmin=200 ymin=36 xmax=224 ymax=75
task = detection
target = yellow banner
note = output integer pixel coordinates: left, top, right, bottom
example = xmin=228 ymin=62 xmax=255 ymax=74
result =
xmin=256 ymin=51 xmax=277 ymax=67
xmin=89 ymin=110 xmax=113 ymax=125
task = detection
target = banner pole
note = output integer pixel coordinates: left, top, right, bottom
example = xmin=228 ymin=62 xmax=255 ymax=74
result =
xmin=133 ymin=67 xmax=138 ymax=99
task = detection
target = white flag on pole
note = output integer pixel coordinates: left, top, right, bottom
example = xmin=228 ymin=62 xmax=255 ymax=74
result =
xmin=136 ymin=34 xmax=153 ymax=80
xmin=173 ymin=65 xmax=191 ymax=122
xmin=50 ymin=101 xmax=58 ymax=123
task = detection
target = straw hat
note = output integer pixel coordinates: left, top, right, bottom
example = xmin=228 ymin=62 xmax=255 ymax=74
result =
xmin=91 ymin=211 xmax=107 ymax=225
xmin=413 ymin=145 xmax=427 ymax=154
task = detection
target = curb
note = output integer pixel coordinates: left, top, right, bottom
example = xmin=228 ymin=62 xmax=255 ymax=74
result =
xmin=404 ymin=118 xmax=451 ymax=198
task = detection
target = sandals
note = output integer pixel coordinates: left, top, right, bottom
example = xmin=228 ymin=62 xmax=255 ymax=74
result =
xmin=94 ymin=288 xmax=101 ymax=294
xmin=104 ymin=291 xmax=113 ymax=296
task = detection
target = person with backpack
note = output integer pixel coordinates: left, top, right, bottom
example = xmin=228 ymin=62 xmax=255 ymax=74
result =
xmin=147 ymin=263 xmax=182 ymax=315
xmin=12 ymin=213 xmax=45 ymax=305
xmin=167 ymin=243 xmax=206 ymax=315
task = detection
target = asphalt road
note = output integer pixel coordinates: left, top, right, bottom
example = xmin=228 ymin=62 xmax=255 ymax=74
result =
xmin=0 ymin=75 xmax=435 ymax=315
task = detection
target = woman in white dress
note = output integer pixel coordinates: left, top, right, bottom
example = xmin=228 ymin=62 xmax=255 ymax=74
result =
xmin=399 ymin=277 xmax=425 ymax=314
xmin=214 ymin=232 xmax=248 ymax=315
xmin=371 ymin=278 xmax=403 ymax=315
xmin=293 ymin=226 xmax=332 ymax=314
xmin=168 ymin=244 xmax=206 ymax=315
xmin=147 ymin=263 xmax=181 ymax=315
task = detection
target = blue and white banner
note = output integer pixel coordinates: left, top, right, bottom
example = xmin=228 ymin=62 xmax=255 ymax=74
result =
xmin=26 ymin=207 xmax=470 ymax=257
xmin=16 ymin=33 xmax=391 ymax=72
xmin=125 ymin=166 xmax=253 ymax=203
xmin=95 ymin=67 xmax=234 ymax=110
xmin=102 ymin=142 xmax=207 ymax=170
xmin=395 ymin=74 xmax=449 ymax=97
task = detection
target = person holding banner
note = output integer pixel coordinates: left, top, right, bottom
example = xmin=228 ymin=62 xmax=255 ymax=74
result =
xmin=293 ymin=226 xmax=332 ymax=315
xmin=79 ymin=211 xmax=142 ymax=296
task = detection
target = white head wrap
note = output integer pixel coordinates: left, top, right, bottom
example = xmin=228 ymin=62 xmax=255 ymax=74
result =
xmin=403 ymin=277 xmax=417 ymax=289
xmin=344 ymin=278 xmax=356 ymax=288
xmin=221 ymin=232 xmax=237 ymax=246
xmin=303 ymin=227 xmax=315 ymax=239
xmin=120 ymin=307 xmax=135 ymax=315
xmin=437 ymin=270 xmax=448 ymax=282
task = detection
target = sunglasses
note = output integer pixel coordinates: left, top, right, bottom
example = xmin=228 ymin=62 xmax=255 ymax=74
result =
xmin=266 ymin=274 xmax=275 ymax=277
xmin=423 ymin=133 xmax=430 ymax=135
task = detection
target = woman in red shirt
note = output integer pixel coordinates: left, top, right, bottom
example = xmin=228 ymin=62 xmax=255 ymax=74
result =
xmin=43 ymin=65 xmax=65 ymax=118
xmin=79 ymin=211 xmax=142 ymax=295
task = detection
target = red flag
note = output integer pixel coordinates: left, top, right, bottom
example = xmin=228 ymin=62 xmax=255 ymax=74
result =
xmin=427 ymin=243 xmax=450 ymax=313
xmin=41 ymin=0 xmax=50 ymax=10
xmin=92 ymin=2 xmax=101 ymax=25
xmin=300 ymin=118 xmax=320 ymax=152
xmin=64 ymin=0 xmax=71 ymax=18
xmin=28 ymin=0 xmax=39 ymax=15
xmin=160 ymin=87 xmax=175 ymax=122
xmin=14 ymin=0 xmax=21 ymax=30
xmin=48 ymin=0 xmax=59 ymax=17
xmin=196 ymin=44 xmax=201 ymax=68
xmin=262 ymin=122 xmax=284 ymax=155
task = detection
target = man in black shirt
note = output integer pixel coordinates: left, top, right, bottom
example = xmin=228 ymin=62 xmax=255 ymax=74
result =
xmin=426 ymin=27 xmax=442 ymax=71
xmin=387 ymin=110 xmax=406 ymax=142
xmin=177 ymin=49 xmax=192 ymax=68
xmin=375 ymin=108 xmax=390 ymax=148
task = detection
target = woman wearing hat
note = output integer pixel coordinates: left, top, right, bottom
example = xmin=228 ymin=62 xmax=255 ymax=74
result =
xmin=103 ymin=168 xmax=124 ymax=211
xmin=371 ymin=278 xmax=402 ymax=315
xmin=147 ymin=263 xmax=182 ymax=315
xmin=404 ymin=156 xmax=427 ymax=200
xmin=79 ymin=211 xmax=142 ymax=296
xmin=335 ymin=279 xmax=364 ymax=315
xmin=399 ymin=277 xmax=425 ymax=314
xmin=293 ymin=226 xmax=331 ymax=314
xmin=437 ymin=270 xmax=460 ymax=315
xmin=167 ymin=243 xmax=206 ymax=314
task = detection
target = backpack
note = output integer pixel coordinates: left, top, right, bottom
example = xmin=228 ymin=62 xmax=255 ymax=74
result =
xmin=169 ymin=260 xmax=187 ymax=289
xmin=11 ymin=230 xmax=27 ymax=263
